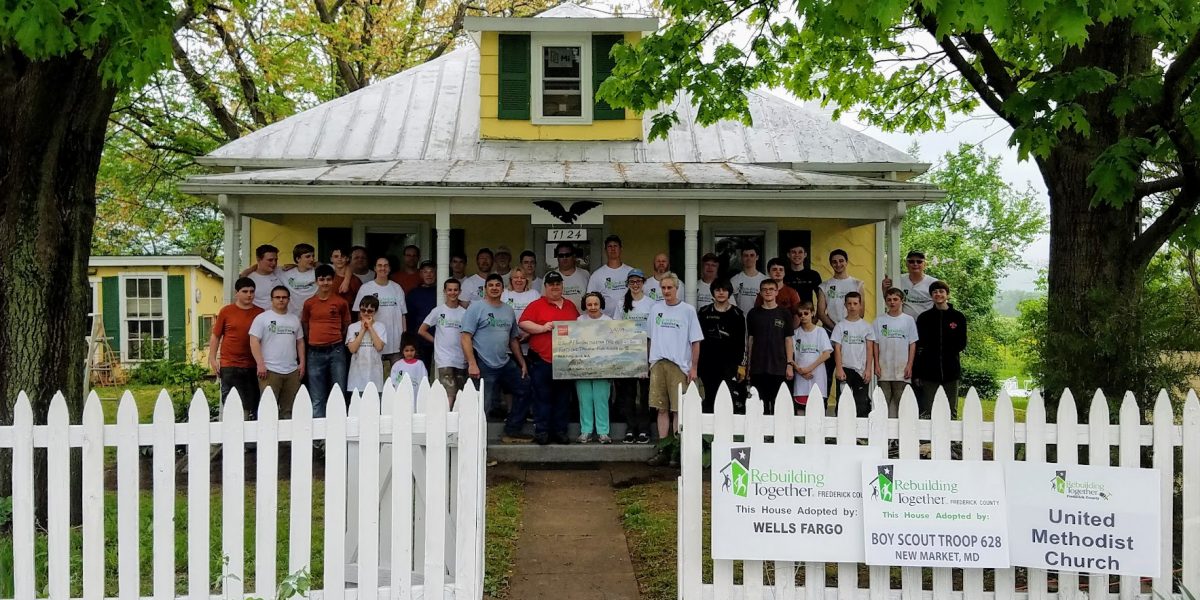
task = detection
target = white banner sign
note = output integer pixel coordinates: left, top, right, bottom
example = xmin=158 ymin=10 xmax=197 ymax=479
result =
xmin=711 ymin=443 xmax=875 ymax=562
xmin=1005 ymin=462 xmax=1161 ymax=577
xmin=861 ymin=460 xmax=1010 ymax=568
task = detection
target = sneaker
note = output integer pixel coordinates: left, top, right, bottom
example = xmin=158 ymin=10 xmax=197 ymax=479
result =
xmin=598 ymin=435 xmax=613 ymax=444
xmin=647 ymin=450 xmax=671 ymax=466
xmin=553 ymin=433 xmax=572 ymax=445
xmin=636 ymin=433 xmax=651 ymax=444
xmin=502 ymin=432 xmax=534 ymax=444
xmin=534 ymin=434 xmax=551 ymax=446
xmin=486 ymin=458 xmax=498 ymax=467
xmin=622 ymin=432 xmax=635 ymax=444
xmin=577 ymin=434 xmax=591 ymax=444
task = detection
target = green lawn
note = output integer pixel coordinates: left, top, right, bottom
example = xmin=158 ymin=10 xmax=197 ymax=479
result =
xmin=0 ymin=476 xmax=525 ymax=599
xmin=92 ymin=384 xmax=219 ymax=424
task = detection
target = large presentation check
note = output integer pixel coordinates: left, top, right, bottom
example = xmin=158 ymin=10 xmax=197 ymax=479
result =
xmin=552 ymin=319 xmax=648 ymax=379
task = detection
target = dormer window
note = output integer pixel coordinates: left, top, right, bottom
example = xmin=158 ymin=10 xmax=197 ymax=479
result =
xmin=497 ymin=33 xmax=626 ymax=124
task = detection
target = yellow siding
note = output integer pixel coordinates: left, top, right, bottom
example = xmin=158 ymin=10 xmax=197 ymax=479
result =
xmin=478 ymin=31 xmax=643 ymax=141
xmin=248 ymin=215 xmax=366 ymax=261
xmin=452 ymin=215 xmax=528 ymax=258
xmin=606 ymin=216 xmax=681 ymax=270
xmin=777 ymin=218 xmax=879 ymax=320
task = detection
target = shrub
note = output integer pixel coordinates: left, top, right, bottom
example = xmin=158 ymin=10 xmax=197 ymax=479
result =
xmin=960 ymin=359 xmax=1000 ymax=401
xmin=129 ymin=358 xmax=210 ymax=388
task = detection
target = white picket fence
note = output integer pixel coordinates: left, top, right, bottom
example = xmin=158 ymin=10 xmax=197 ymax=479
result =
xmin=0 ymin=378 xmax=486 ymax=600
xmin=678 ymin=383 xmax=1200 ymax=600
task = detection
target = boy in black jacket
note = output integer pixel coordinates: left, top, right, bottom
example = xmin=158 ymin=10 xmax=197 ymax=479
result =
xmin=914 ymin=280 xmax=967 ymax=418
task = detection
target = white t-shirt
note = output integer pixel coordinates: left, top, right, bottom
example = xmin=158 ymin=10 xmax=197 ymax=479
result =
xmin=874 ymin=313 xmax=919 ymax=382
xmin=422 ymin=304 xmax=467 ymax=369
xmin=248 ymin=311 xmax=303 ymax=374
xmin=502 ymin=289 xmax=541 ymax=354
xmin=621 ymin=294 xmax=657 ymax=337
xmin=792 ymin=326 xmax=832 ymax=398
xmin=354 ymin=280 xmax=407 ymax=354
xmin=831 ymin=318 xmax=875 ymax=374
xmin=694 ymin=279 xmax=717 ymax=309
xmin=588 ymin=264 xmax=632 ymax=317
xmin=820 ymin=276 xmax=866 ymax=325
xmin=282 ymin=268 xmax=317 ymax=316
xmin=247 ymin=270 xmax=283 ymax=310
xmin=648 ymin=300 xmax=704 ymax=373
xmin=900 ymin=274 xmax=938 ymax=318
xmin=558 ymin=268 xmax=590 ymax=309
xmin=390 ymin=358 xmax=429 ymax=402
xmin=460 ymin=274 xmax=491 ymax=304
xmin=354 ymin=271 xmax=374 ymax=283
xmin=345 ymin=321 xmax=387 ymax=393
xmin=578 ymin=312 xmax=612 ymax=322
xmin=730 ymin=271 xmax=767 ymax=314
xmin=644 ymin=276 xmax=686 ymax=304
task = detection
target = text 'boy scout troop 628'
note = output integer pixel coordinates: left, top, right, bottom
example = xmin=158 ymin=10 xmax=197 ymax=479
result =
xmin=207 ymin=237 xmax=966 ymax=467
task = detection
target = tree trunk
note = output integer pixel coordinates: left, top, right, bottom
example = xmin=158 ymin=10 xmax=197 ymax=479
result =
xmin=1042 ymin=143 xmax=1145 ymax=415
xmin=0 ymin=47 xmax=116 ymax=525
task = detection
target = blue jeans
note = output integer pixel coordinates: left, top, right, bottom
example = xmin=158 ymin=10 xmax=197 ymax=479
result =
xmin=306 ymin=344 xmax=348 ymax=418
xmin=478 ymin=358 xmax=531 ymax=436
xmin=528 ymin=353 xmax=570 ymax=437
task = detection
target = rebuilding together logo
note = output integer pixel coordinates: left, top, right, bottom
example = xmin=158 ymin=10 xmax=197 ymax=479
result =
xmin=868 ymin=464 xmax=958 ymax=505
xmin=1051 ymin=470 xmax=1111 ymax=500
xmin=720 ymin=447 xmax=825 ymax=500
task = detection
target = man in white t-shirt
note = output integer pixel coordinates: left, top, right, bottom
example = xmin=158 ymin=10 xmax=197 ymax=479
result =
xmin=882 ymin=250 xmax=938 ymax=318
xmin=242 ymin=244 xmax=284 ymax=310
xmin=644 ymin=253 xmax=686 ymax=303
xmin=418 ymin=279 xmax=469 ymax=405
xmin=282 ymin=243 xmax=318 ymax=316
xmin=873 ymin=287 xmax=918 ymax=418
xmin=350 ymin=246 xmax=374 ymax=283
xmin=831 ymin=291 xmax=876 ymax=418
xmin=646 ymin=273 xmax=704 ymax=468
xmin=694 ymin=253 xmax=721 ymax=308
xmin=249 ymin=285 xmax=305 ymax=418
xmin=552 ymin=242 xmax=590 ymax=308
xmin=460 ymin=247 xmax=496 ymax=305
xmin=819 ymin=248 xmax=866 ymax=329
xmin=729 ymin=245 xmax=766 ymax=314
xmin=588 ymin=234 xmax=632 ymax=317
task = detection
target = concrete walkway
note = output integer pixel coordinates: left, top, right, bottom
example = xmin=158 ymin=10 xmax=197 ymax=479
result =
xmin=500 ymin=466 xmax=647 ymax=599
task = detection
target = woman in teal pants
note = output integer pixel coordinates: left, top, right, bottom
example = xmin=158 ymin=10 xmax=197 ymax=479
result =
xmin=576 ymin=292 xmax=613 ymax=443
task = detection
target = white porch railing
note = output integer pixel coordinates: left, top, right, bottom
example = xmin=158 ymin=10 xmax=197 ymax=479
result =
xmin=0 ymin=378 xmax=486 ymax=600
xmin=678 ymin=383 xmax=1200 ymax=600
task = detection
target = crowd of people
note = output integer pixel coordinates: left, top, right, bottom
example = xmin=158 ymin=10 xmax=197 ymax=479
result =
xmin=206 ymin=236 xmax=967 ymax=468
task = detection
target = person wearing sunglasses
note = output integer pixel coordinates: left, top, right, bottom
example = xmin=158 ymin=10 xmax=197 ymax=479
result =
xmin=551 ymin=242 xmax=590 ymax=309
xmin=346 ymin=295 xmax=387 ymax=395
xmin=882 ymin=250 xmax=939 ymax=318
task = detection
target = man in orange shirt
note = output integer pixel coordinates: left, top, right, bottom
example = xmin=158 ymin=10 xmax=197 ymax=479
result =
xmin=390 ymin=244 xmax=423 ymax=293
xmin=208 ymin=277 xmax=265 ymax=417
xmin=302 ymin=264 xmax=352 ymax=417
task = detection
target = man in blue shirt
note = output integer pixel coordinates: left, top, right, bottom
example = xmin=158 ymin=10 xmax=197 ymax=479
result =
xmin=461 ymin=273 xmax=531 ymax=441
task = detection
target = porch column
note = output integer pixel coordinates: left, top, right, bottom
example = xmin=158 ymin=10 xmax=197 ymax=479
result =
xmin=220 ymin=194 xmax=241 ymax=302
xmin=436 ymin=199 xmax=451 ymax=304
xmin=684 ymin=201 xmax=699 ymax=302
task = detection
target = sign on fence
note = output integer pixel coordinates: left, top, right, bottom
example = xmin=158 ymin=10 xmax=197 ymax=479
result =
xmin=552 ymin=318 xmax=647 ymax=379
xmin=1005 ymin=462 xmax=1162 ymax=577
xmin=861 ymin=459 xmax=1010 ymax=568
xmin=711 ymin=443 xmax=873 ymax=562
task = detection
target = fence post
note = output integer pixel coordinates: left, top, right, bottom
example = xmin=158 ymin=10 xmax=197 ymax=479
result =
xmin=1151 ymin=390 xmax=1175 ymax=598
xmin=1183 ymin=390 xmax=1200 ymax=593
xmin=389 ymin=379 xmax=415 ymax=599
xmin=152 ymin=391 xmax=176 ymax=600
xmin=992 ymin=389 xmax=1016 ymax=600
xmin=187 ymin=389 xmax=211 ymax=600
xmin=325 ymin=384 xmax=349 ymax=599
xmin=289 ymin=387 xmax=315 ymax=576
xmin=680 ymin=382 xmax=704 ymax=600
xmin=82 ymin=392 xmax=105 ymax=600
xmin=12 ymin=393 xmax=34 ymax=600
xmin=454 ymin=379 xmax=484 ymax=600
xmin=423 ymin=381 xmax=450 ymax=600
xmin=117 ymin=391 xmax=141 ymax=600
xmin=47 ymin=392 xmax=71 ymax=600
xmin=255 ymin=389 xmax=280 ymax=600
xmin=220 ymin=389 xmax=245 ymax=600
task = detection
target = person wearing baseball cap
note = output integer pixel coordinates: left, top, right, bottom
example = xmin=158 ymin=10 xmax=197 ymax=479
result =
xmin=881 ymin=250 xmax=939 ymax=318
xmin=494 ymin=245 xmax=514 ymax=284
xmin=518 ymin=270 xmax=580 ymax=445
xmin=616 ymin=268 xmax=656 ymax=444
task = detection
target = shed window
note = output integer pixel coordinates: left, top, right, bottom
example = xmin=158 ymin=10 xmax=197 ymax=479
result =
xmin=122 ymin=275 xmax=167 ymax=361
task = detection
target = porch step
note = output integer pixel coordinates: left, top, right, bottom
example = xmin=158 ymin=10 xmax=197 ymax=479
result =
xmin=485 ymin=421 xmax=652 ymax=441
xmin=486 ymin=441 xmax=658 ymax=463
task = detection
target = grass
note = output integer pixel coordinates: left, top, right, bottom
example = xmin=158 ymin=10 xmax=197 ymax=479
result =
xmin=0 ymin=476 xmax=525 ymax=599
xmin=615 ymin=480 xmax=682 ymax=600
xmin=92 ymin=384 xmax=219 ymax=424
xmin=482 ymin=480 xmax=525 ymax=599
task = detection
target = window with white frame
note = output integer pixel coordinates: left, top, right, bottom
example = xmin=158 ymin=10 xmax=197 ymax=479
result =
xmin=532 ymin=34 xmax=591 ymax=124
xmin=122 ymin=275 xmax=167 ymax=361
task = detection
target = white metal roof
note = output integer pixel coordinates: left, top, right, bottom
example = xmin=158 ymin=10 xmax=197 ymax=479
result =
xmin=90 ymin=255 xmax=223 ymax=278
xmin=198 ymin=47 xmax=924 ymax=173
xmin=181 ymin=160 xmax=942 ymax=201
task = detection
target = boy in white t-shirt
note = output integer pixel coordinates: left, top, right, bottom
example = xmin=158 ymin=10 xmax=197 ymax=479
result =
xmin=790 ymin=302 xmax=832 ymax=416
xmin=831 ymin=292 xmax=875 ymax=417
xmin=874 ymin=288 xmax=919 ymax=418
xmin=417 ymin=279 xmax=469 ymax=405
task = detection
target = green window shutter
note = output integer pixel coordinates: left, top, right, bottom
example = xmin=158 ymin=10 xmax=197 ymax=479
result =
xmin=498 ymin=34 xmax=531 ymax=120
xmin=102 ymin=277 xmax=122 ymax=357
xmin=167 ymin=275 xmax=187 ymax=360
xmin=593 ymin=35 xmax=624 ymax=120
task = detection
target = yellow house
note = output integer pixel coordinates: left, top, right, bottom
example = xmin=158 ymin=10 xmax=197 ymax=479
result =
xmin=181 ymin=4 xmax=943 ymax=320
xmin=90 ymin=256 xmax=224 ymax=363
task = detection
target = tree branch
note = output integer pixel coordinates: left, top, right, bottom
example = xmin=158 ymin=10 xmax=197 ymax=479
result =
xmin=959 ymin=31 xmax=1021 ymax=101
xmin=1162 ymin=29 xmax=1200 ymax=118
xmin=169 ymin=35 xmax=242 ymax=141
xmin=428 ymin=2 xmax=470 ymax=62
xmin=312 ymin=0 xmax=363 ymax=92
xmin=912 ymin=6 xmax=1019 ymax=130
xmin=205 ymin=8 xmax=268 ymax=127
xmin=1134 ymin=175 xmax=1185 ymax=199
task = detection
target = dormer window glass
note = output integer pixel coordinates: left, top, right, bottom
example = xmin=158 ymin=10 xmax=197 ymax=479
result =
xmin=532 ymin=34 xmax=591 ymax=124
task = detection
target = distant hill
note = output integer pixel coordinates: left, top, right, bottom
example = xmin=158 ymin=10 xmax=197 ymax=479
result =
xmin=995 ymin=290 xmax=1043 ymax=317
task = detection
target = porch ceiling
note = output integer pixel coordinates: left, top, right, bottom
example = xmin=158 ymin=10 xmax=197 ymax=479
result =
xmin=180 ymin=160 xmax=943 ymax=200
